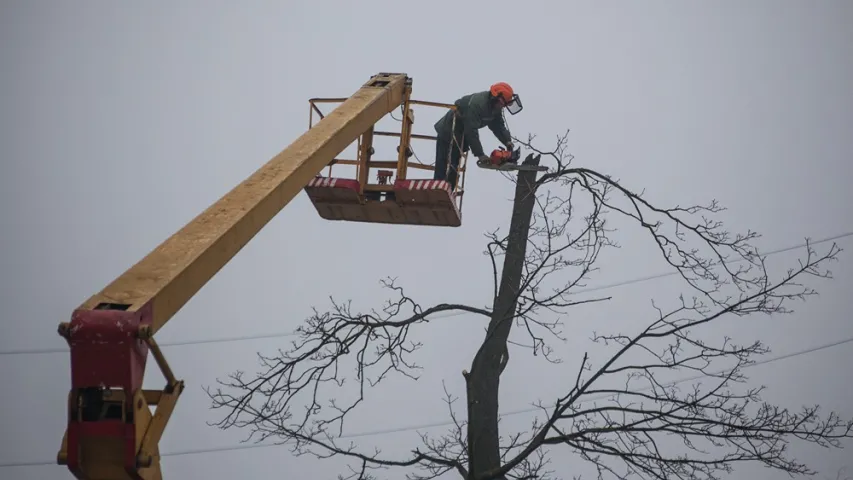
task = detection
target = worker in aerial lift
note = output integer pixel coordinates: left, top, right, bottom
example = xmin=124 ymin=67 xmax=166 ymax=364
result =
xmin=433 ymin=82 xmax=523 ymax=190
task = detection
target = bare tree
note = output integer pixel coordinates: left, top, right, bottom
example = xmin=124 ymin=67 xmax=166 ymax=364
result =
xmin=205 ymin=130 xmax=852 ymax=480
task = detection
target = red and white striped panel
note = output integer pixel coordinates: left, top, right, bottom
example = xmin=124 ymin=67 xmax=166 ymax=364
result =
xmin=395 ymin=179 xmax=451 ymax=192
xmin=305 ymin=176 xmax=360 ymax=191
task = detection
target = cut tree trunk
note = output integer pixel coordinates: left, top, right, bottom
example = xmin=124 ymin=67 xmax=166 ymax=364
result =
xmin=465 ymin=154 xmax=541 ymax=480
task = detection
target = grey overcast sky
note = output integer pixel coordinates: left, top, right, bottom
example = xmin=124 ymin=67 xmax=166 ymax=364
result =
xmin=2 ymin=1 xmax=852 ymax=479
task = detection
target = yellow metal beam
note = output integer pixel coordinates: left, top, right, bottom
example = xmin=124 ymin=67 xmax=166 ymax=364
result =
xmin=78 ymin=73 xmax=409 ymax=334
xmin=357 ymin=126 xmax=374 ymax=194
xmin=396 ymin=90 xmax=414 ymax=180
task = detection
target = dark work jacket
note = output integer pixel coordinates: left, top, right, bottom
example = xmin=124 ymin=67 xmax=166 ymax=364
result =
xmin=434 ymin=90 xmax=512 ymax=157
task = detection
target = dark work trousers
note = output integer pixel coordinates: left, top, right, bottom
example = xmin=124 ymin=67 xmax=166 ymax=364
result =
xmin=434 ymin=128 xmax=466 ymax=190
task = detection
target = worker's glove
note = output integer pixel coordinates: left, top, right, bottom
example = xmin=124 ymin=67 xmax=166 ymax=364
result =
xmin=478 ymin=155 xmax=492 ymax=164
xmin=506 ymin=141 xmax=514 ymax=151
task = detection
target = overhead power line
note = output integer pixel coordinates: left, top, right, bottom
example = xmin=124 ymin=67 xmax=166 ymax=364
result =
xmin=3 ymin=333 xmax=851 ymax=468
xmin=2 ymin=231 xmax=850 ymax=357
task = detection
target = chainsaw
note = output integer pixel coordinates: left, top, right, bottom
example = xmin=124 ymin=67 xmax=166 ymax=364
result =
xmin=488 ymin=146 xmax=521 ymax=165
xmin=477 ymin=146 xmax=547 ymax=172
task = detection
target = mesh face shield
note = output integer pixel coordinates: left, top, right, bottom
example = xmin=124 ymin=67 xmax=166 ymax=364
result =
xmin=505 ymin=94 xmax=523 ymax=115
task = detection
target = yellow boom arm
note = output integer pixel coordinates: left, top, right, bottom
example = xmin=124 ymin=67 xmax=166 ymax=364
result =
xmin=56 ymin=73 xmax=410 ymax=479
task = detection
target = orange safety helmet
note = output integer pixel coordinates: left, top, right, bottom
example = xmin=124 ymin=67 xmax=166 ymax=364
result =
xmin=490 ymin=82 xmax=523 ymax=115
xmin=490 ymin=82 xmax=514 ymax=102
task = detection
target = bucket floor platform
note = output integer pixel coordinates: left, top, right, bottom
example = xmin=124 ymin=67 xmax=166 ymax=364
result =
xmin=304 ymin=176 xmax=461 ymax=227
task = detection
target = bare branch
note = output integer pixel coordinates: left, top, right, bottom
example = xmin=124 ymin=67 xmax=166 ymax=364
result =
xmin=206 ymin=278 xmax=490 ymax=475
